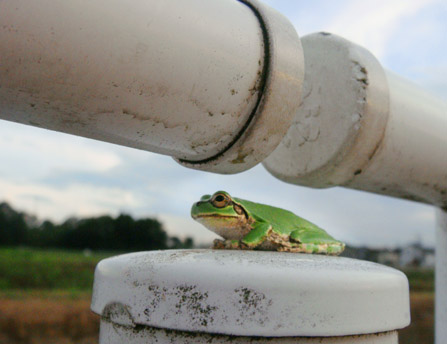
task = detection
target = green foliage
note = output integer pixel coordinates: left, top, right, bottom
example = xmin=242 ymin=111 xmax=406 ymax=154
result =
xmin=0 ymin=201 xmax=194 ymax=251
xmin=0 ymin=203 xmax=28 ymax=246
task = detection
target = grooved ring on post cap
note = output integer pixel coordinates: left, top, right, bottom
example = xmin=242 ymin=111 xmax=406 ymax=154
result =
xmin=176 ymin=0 xmax=304 ymax=174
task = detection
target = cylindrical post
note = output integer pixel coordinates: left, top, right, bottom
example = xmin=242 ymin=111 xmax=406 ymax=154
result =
xmin=92 ymin=250 xmax=410 ymax=343
xmin=263 ymin=33 xmax=447 ymax=207
xmin=436 ymin=209 xmax=447 ymax=344
xmin=0 ymin=0 xmax=304 ymax=173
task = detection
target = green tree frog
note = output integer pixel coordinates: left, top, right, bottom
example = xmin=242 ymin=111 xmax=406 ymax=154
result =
xmin=191 ymin=191 xmax=345 ymax=255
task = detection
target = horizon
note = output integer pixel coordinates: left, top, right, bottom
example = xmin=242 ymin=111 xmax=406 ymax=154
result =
xmin=0 ymin=198 xmax=437 ymax=250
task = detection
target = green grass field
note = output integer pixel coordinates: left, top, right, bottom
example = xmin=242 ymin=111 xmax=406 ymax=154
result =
xmin=0 ymin=247 xmax=435 ymax=292
xmin=0 ymin=247 xmax=116 ymax=291
xmin=401 ymin=267 xmax=434 ymax=292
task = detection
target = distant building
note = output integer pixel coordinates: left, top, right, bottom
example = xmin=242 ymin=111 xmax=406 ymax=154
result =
xmin=377 ymin=250 xmax=400 ymax=267
xmin=342 ymin=242 xmax=434 ymax=268
xmin=422 ymin=251 xmax=435 ymax=268
xmin=400 ymin=242 xmax=434 ymax=268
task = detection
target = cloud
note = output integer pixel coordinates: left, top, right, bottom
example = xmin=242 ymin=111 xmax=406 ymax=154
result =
xmin=324 ymin=0 xmax=436 ymax=59
xmin=0 ymin=177 xmax=139 ymax=222
xmin=268 ymin=0 xmax=446 ymax=84
xmin=0 ymin=121 xmax=122 ymax=182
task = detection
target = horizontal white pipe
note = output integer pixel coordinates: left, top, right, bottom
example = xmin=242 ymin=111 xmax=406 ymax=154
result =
xmin=350 ymin=73 xmax=447 ymax=206
xmin=0 ymin=0 xmax=304 ymax=173
xmin=264 ymin=33 xmax=447 ymax=207
xmin=2 ymin=1 xmax=444 ymax=202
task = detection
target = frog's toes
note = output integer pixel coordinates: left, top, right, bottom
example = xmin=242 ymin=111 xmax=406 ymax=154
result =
xmin=212 ymin=239 xmax=226 ymax=250
xmin=230 ymin=240 xmax=250 ymax=250
xmin=213 ymin=239 xmax=249 ymax=250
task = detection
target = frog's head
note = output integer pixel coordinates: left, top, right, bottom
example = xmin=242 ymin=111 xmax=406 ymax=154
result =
xmin=191 ymin=191 xmax=250 ymax=240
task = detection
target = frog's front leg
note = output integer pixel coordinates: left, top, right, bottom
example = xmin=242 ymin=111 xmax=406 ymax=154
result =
xmin=241 ymin=222 xmax=271 ymax=248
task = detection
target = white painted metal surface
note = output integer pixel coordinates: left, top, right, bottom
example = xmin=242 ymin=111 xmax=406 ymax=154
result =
xmin=91 ymin=250 xmax=410 ymax=340
xmin=264 ymin=33 xmax=447 ymax=207
xmin=99 ymin=321 xmax=398 ymax=344
xmin=436 ymin=209 xmax=447 ymax=344
xmin=0 ymin=0 xmax=304 ymax=173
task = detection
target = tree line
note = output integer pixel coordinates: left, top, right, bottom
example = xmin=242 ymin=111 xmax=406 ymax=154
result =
xmin=0 ymin=202 xmax=194 ymax=251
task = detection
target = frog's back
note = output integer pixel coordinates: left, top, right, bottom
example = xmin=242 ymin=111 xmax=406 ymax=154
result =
xmin=233 ymin=197 xmax=320 ymax=234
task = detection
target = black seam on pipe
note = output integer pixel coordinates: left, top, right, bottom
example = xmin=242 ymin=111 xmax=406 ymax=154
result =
xmin=178 ymin=0 xmax=271 ymax=166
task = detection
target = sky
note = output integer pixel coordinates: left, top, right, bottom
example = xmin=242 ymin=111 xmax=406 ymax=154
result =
xmin=1 ymin=0 xmax=446 ymax=248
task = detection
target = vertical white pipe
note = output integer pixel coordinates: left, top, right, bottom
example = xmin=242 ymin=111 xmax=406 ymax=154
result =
xmin=436 ymin=208 xmax=447 ymax=344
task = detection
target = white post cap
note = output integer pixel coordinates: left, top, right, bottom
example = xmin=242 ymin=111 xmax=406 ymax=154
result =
xmin=91 ymin=250 xmax=410 ymax=337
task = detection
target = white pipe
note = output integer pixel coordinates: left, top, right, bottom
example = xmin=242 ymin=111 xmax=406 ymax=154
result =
xmin=436 ymin=209 xmax=447 ymax=344
xmin=350 ymin=73 xmax=447 ymax=206
xmin=0 ymin=0 xmax=304 ymax=174
xmin=263 ymin=33 xmax=447 ymax=207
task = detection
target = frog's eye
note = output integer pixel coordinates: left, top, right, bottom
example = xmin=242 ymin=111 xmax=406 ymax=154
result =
xmin=212 ymin=193 xmax=230 ymax=208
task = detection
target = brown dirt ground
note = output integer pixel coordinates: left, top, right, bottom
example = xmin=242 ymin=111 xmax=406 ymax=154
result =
xmin=399 ymin=293 xmax=434 ymax=344
xmin=0 ymin=292 xmax=434 ymax=344
xmin=0 ymin=296 xmax=98 ymax=344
